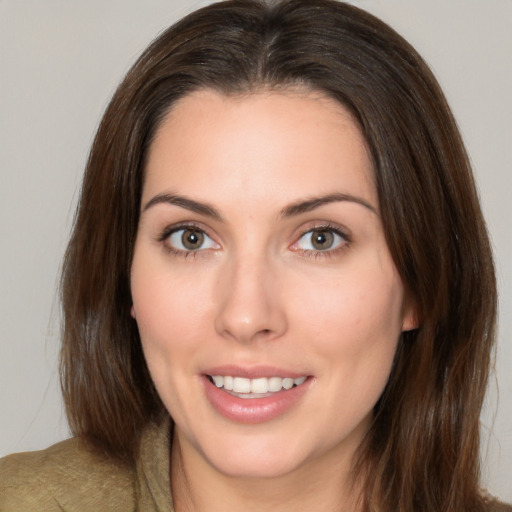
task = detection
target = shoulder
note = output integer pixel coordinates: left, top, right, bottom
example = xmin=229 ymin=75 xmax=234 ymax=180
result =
xmin=0 ymin=437 xmax=136 ymax=512
xmin=483 ymin=492 xmax=512 ymax=512
xmin=487 ymin=501 xmax=512 ymax=512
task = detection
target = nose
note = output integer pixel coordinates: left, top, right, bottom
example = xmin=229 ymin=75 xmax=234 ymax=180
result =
xmin=214 ymin=252 xmax=287 ymax=344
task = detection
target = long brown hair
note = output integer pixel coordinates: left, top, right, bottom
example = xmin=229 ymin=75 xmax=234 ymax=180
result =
xmin=60 ymin=1 xmax=497 ymax=510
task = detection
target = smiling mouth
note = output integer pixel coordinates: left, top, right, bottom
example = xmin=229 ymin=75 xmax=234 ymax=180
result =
xmin=206 ymin=375 xmax=307 ymax=398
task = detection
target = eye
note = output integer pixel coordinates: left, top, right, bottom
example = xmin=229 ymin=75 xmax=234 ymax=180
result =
xmin=167 ymin=227 xmax=218 ymax=252
xmin=294 ymin=228 xmax=347 ymax=252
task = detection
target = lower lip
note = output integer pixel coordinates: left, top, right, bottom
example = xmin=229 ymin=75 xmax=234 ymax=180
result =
xmin=202 ymin=376 xmax=311 ymax=424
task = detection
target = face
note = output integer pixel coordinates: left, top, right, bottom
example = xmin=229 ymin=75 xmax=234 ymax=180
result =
xmin=131 ymin=89 xmax=415 ymax=480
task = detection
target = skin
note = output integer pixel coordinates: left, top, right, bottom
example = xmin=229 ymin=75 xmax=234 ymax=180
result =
xmin=130 ymin=89 xmax=416 ymax=512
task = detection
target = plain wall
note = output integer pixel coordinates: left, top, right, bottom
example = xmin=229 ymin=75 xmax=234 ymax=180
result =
xmin=1 ymin=0 xmax=510 ymax=501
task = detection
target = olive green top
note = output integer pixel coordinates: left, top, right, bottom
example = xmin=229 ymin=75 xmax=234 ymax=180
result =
xmin=1 ymin=418 xmax=510 ymax=511
xmin=0 ymin=419 xmax=173 ymax=511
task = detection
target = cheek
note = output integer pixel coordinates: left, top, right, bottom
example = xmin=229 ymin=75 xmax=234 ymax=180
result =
xmin=130 ymin=258 xmax=216 ymax=417
xmin=292 ymin=267 xmax=403 ymax=345
xmin=132 ymin=258 xmax=213 ymax=347
xmin=130 ymin=251 xmax=217 ymax=401
xmin=288 ymin=259 xmax=404 ymax=388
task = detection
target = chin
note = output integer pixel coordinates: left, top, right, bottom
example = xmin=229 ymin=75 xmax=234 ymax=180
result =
xmin=207 ymin=449 xmax=307 ymax=480
xmin=192 ymin=425 xmax=326 ymax=480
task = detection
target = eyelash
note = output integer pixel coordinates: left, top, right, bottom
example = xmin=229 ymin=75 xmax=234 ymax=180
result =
xmin=158 ymin=223 xmax=216 ymax=259
xmin=157 ymin=222 xmax=351 ymax=259
xmin=291 ymin=223 xmax=351 ymax=259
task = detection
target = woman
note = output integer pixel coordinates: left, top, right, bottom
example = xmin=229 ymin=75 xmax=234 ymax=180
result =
xmin=1 ymin=0 xmax=509 ymax=510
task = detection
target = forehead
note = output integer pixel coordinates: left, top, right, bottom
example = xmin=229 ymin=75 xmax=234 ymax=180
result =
xmin=143 ymin=89 xmax=376 ymax=210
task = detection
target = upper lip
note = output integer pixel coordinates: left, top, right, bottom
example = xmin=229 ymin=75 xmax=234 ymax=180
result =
xmin=203 ymin=365 xmax=308 ymax=379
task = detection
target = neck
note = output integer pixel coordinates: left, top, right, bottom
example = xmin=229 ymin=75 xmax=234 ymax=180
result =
xmin=170 ymin=432 xmax=364 ymax=512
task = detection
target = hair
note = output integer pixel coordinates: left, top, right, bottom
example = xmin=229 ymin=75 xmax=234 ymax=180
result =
xmin=60 ymin=1 xmax=497 ymax=510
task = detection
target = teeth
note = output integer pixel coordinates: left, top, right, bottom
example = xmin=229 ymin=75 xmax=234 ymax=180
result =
xmin=251 ymin=377 xmax=268 ymax=394
xmin=282 ymin=377 xmax=294 ymax=390
xmin=212 ymin=375 xmax=224 ymax=387
xmin=233 ymin=377 xmax=251 ymax=393
xmin=224 ymin=376 xmax=233 ymax=391
xmin=268 ymin=377 xmax=282 ymax=392
xmin=209 ymin=375 xmax=307 ymax=394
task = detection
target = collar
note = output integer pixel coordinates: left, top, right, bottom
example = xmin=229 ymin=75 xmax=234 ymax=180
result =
xmin=135 ymin=416 xmax=174 ymax=511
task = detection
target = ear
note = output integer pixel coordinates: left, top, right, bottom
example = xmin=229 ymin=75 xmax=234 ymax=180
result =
xmin=401 ymin=299 xmax=420 ymax=332
xmin=130 ymin=305 xmax=136 ymax=319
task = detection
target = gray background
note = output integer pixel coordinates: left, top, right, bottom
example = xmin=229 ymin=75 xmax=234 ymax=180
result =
xmin=1 ymin=0 xmax=510 ymax=501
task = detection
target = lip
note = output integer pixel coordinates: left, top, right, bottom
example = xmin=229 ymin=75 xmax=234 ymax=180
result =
xmin=201 ymin=371 xmax=312 ymax=424
xmin=203 ymin=364 xmax=306 ymax=379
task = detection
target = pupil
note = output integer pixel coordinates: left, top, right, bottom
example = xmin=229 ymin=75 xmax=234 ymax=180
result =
xmin=312 ymin=230 xmax=334 ymax=250
xmin=182 ymin=229 xmax=204 ymax=250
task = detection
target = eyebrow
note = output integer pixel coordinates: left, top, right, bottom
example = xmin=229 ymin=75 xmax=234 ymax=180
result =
xmin=143 ymin=193 xmax=223 ymax=220
xmin=280 ymin=193 xmax=377 ymax=217
xmin=142 ymin=191 xmax=377 ymax=220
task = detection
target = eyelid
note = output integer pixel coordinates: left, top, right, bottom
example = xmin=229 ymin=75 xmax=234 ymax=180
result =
xmin=289 ymin=222 xmax=351 ymax=255
xmin=156 ymin=220 xmax=350 ymax=258
xmin=158 ymin=222 xmax=220 ymax=253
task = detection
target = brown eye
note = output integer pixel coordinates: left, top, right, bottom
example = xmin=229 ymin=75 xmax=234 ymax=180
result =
xmin=182 ymin=229 xmax=204 ymax=250
xmin=294 ymin=227 xmax=347 ymax=253
xmin=167 ymin=227 xmax=218 ymax=252
xmin=311 ymin=230 xmax=334 ymax=250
